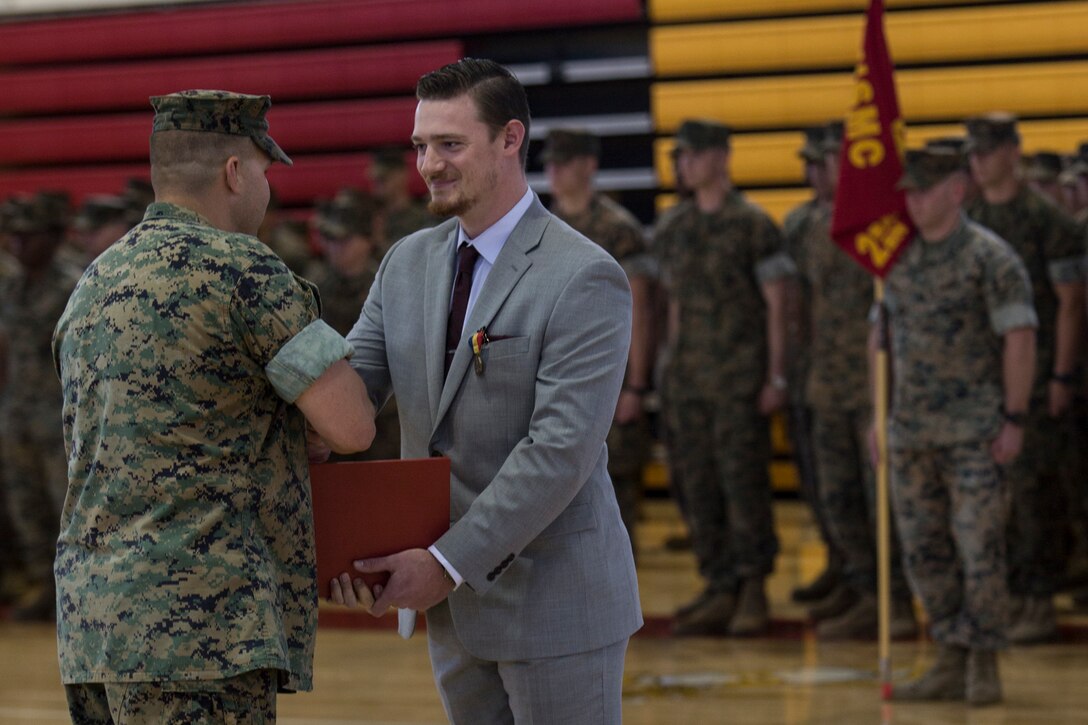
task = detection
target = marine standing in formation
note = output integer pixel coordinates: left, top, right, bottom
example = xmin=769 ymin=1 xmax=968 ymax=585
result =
xmin=963 ymin=113 xmax=1087 ymax=644
xmin=654 ymin=119 xmax=795 ymax=637
xmin=0 ymin=193 xmax=82 ymax=622
xmin=882 ymin=147 xmax=1037 ymax=706
xmin=541 ymin=127 xmax=655 ymax=557
xmin=785 ymin=122 xmax=916 ymax=639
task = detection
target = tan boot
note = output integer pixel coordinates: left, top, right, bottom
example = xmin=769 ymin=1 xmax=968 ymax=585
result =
xmin=729 ymin=578 xmax=768 ymax=636
xmin=1007 ymin=596 xmax=1058 ymax=644
xmin=816 ymin=594 xmax=877 ymax=640
xmin=890 ymin=598 xmax=919 ymax=640
xmin=791 ymin=564 xmax=840 ymax=603
xmin=672 ymin=591 xmax=736 ymax=637
xmin=808 ymin=584 xmax=857 ymax=621
xmin=674 ymin=588 xmax=716 ymax=620
xmin=891 ymin=644 xmax=967 ymax=701
xmin=966 ymin=648 xmax=1002 ymax=706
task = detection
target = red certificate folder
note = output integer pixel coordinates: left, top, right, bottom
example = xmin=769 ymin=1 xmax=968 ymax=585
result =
xmin=310 ymin=457 xmax=450 ymax=599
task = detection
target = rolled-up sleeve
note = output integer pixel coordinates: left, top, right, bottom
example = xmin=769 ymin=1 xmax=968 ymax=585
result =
xmin=265 ymin=319 xmax=353 ymax=403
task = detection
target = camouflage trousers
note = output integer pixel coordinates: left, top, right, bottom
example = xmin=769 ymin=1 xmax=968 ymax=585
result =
xmin=1 ymin=434 xmax=68 ymax=582
xmin=1003 ymin=410 xmax=1067 ymax=597
xmin=786 ymin=403 xmax=840 ymax=567
xmin=0 ymin=458 xmax=19 ymax=572
xmin=64 ymin=668 xmax=278 ymax=724
xmin=607 ymin=416 xmax=649 ymax=556
xmin=664 ymin=397 xmax=778 ymax=593
xmin=891 ymin=441 xmax=1008 ymax=650
xmin=812 ymin=406 xmax=911 ymax=600
xmin=1058 ymin=398 xmax=1088 ymax=573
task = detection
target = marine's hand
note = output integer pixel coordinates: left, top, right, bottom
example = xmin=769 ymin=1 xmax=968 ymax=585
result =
xmin=306 ymin=425 xmax=332 ymax=463
xmin=866 ymin=424 xmax=880 ymax=470
xmin=614 ymin=389 xmax=642 ymax=425
xmin=990 ymin=422 xmax=1024 ymax=465
xmin=758 ymin=382 xmax=787 ymax=416
xmin=328 ymin=572 xmax=376 ymax=611
xmin=354 ymin=548 xmax=454 ymax=615
xmin=1048 ymin=380 xmax=1073 ymax=418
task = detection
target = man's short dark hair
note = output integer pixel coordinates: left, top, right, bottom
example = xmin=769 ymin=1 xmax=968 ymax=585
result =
xmin=416 ymin=58 xmax=532 ymax=169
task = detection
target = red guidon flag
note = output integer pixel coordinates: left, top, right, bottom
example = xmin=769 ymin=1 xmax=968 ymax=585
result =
xmin=830 ymin=0 xmax=914 ymax=278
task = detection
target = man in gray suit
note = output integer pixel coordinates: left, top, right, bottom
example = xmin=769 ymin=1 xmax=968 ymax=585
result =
xmin=331 ymin=58 xmax=642 ymax=723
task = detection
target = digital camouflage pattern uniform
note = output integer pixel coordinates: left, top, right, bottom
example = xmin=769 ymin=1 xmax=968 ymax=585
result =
xmin=52 ymin=91 xmax=351 ymax=715
xmin=53 ymin=200 xmax=350 ymax=690
xmin=381 ymin=201 xmax=439 ymax=254
xmin=782 ymin=195 xmax=833 ymax=574
xmin=791 ymin=201 xmax=912 ymax=602
xmin=965 ymin=185 xmax=1086 ymax=599
xmin=0 ymin=255 xmax=82 ymax=588
xmin=553 ymin=192 xmax=652 ymax=548
xmin=885 ymin=214 xmax=1037 ymax=649
xmin=654 ymin=190 xmax=794 ymax=594
xmin=307 ymin=262 xmax=377 ymax=341
xmin=309 ymin=193 xmax=400 ymax=461
xmin=0 ymin=194 xmax=81 ymax=606
xmin=65 ymin=669 xmax=277 ymax=725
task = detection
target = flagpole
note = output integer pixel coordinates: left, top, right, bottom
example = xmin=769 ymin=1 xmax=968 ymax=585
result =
xmin=874 ymin=278 xmax=892 ymax=699
xmin=828 ymin=0 xmax=913 ymax=699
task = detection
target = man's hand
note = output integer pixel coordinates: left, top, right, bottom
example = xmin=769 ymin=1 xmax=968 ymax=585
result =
xmin=866 ymin=424 xmax=880 ymax=470
xmin=328 ymin=573 xmax=377 ymax=611
xmin=1048 ymin=380 xmax=1074 ymax=418
xmin=758 ymin=382 xmax=787 ymax=416
xmin=352 ymin=548 xmax=455 ymax=615
xmin=306 ymin=425 xmax=332 ymax=463
xmin=613 ymin=390 xmax=643 ymax=425
xmin=991 ymin=422 xmax=1025 ymax=465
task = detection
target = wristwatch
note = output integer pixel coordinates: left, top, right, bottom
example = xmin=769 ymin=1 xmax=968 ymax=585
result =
xmin=1001 ymin=407 xmax=1027 ymax=427
xmin=1051 ymin=370 xmax=1080 ymax=386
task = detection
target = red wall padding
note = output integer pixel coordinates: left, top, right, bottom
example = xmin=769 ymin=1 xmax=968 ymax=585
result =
xmin=0 ymin=42 xmax=461 ymax=115
xmin=0 ymin=152 xmax=426 ymax=206
xmin=0 ymin=97 xmax=420 ymax=165
xmin=0 ymin=0 xmax=643 ymax=65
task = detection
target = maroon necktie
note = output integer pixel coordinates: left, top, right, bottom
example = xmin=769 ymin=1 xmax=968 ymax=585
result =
xmin=445 ymin=243 xmax=480 ymax=375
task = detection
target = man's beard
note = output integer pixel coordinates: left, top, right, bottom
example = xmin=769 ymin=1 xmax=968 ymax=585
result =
xmin=427 ymin=194 xmax=471 ymax=218
xmin=425 ymin=168 xmax=497 ymax=219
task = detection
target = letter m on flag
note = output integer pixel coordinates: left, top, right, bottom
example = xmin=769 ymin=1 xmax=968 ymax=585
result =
xmin=830 ymin=0 xmax=915 ymax=278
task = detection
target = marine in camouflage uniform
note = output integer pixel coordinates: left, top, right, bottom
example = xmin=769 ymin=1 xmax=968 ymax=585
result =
xmin=964 ymin=114 xmax=1087 ymax=642
xmin=0 ymin=201 xmax=25 ymax=604
xmin=654 ymin=119 xmax=795 ymax=636
xmin=308 ymin=191 xmax=401 ymax=461
xmin=52 ymin=90 xmax=373 ymax=722
xmin=368 ymin=147 xmax=441 ymax=255
xmin=542 ymin=128 xmax=654 ymax=557
xmin=786 ymin=125 xmax=915 ymax=638
xmin=0 ymin=193 xmax=82 ymax=621
xmin=885 ymin=148 xmax=1037 ymax=706
xmin=782 ymin=124 xmax=840 ymax=604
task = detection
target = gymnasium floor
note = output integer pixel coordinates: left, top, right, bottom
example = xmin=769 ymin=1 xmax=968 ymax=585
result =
xmin=3 ymin=498 xmax=1087 ymax=724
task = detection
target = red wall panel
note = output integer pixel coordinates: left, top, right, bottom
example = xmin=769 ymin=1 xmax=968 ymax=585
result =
xmin=0 ymin=97 xmax=419 ymax=165
xmin=0 ymin=42 xmax=460 ymax=115
xmin=0 ymin=0 xmax=643 ymax=65
xmin=0 ymin=152 xmax=426 ymax=206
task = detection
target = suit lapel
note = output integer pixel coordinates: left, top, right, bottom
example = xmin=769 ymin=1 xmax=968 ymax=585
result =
xmin=433 ymin=198 xmax=549 ymax=428
xmin=424 ymin=226 xmax=459 ymax=424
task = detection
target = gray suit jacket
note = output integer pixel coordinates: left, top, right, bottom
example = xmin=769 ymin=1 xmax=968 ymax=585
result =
xmin=346 ymin=196 xmax=643 ymax=660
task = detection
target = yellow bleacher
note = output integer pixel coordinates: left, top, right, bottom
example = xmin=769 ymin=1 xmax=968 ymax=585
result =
xmin=648 ymin=0 xmax=995 ymax=23
xmin=652 ymin=1 xmax=1088 ymax=76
